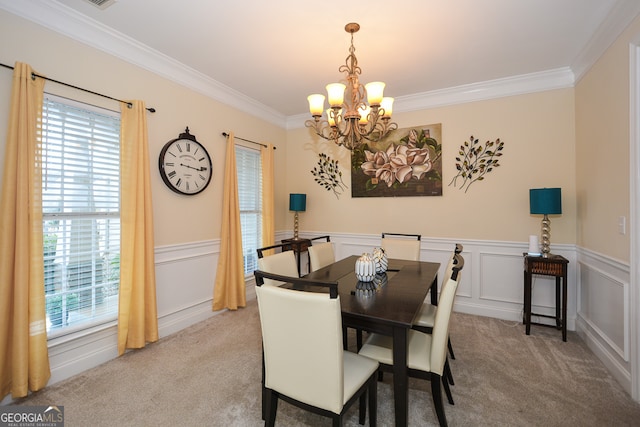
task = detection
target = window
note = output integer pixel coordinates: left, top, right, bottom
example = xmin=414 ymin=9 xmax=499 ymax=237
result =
xmin=41 ymin=96 xmax=121 ymax=337
xmin=236 ymin=145 xmax=262 ymax=276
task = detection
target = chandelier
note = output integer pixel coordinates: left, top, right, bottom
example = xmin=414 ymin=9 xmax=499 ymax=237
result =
xmin=305 ymin=23 xmax=398 ymax=150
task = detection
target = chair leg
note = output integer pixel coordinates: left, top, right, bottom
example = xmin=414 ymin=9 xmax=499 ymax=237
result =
xmin=447 ymin=337 xmax=455 ymax=360
xmin=359 ymin=388 xmax=366 ymax=424
xmin=445 ymin=358 xmax=455 ymax=386
xmin=261 ymin=349 xmax=266 ymax=420
xmin=264 ymin=388 xmax=278 ymax=427
xmin=442 ymin=369 xmax=455 ymax=405
xmin=345 ymin=327 xmax=364 ymax=351
xmin=368 ymin=375 xmax=377 ymax=427
xmin=343 ymin=326 xmax=348 ymax=349
xmin=431 ymin=375 xmax=448 ymax=427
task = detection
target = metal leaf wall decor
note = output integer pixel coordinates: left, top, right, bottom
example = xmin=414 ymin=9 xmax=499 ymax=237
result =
xmin=311 ymin=153 xmax=348 ymax=198
xmin=449 ymin=135 xmax=504 ymax=193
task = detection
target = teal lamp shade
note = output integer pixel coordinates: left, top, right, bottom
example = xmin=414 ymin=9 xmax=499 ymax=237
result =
xmin=529 ymin=188 xmax=562 ymax=215
xmin=289 ymin=193 xmax=306 ymax=212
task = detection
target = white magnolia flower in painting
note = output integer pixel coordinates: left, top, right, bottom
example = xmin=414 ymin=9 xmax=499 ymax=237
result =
xmin=361 ymin=140 xmax=433 ymax=186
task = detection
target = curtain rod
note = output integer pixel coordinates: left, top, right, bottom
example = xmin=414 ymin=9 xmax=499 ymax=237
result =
xmin=0 ymin=62 xmax=156 ymax=113
xmin=222 ymin=132 xmax=276 ymax=149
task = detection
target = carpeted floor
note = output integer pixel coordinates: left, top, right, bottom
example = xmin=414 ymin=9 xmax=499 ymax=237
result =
xmin=11 ymin=299 xmax=640 ymax=426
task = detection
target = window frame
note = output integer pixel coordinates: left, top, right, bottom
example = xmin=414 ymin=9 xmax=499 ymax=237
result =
xmin=235 ymin=144 xmax=263 ymax=277
xmin=41 ymin=94 xmax=122 ymax=340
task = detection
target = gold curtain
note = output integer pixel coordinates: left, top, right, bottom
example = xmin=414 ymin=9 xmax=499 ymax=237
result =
xmin=261 ymin=144 xmax=275 ymax=248
xmin=213 ymin=132 xmax=246 ymax=311
xmin=0 ymin=62 xmax=50 ymax=399
xmin=118 ymin=100 xmax=159 ymax=356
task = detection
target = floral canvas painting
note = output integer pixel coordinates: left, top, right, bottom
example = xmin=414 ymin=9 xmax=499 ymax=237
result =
xmin=351 ymin=124 xmax=442 ymax=198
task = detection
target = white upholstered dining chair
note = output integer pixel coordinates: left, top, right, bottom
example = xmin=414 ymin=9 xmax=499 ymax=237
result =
xmin=352 ymin=233 xmax=421 ymax=352
xmin=414 ymin=244 xmax=463 ymax=360
xmin=381 ymin=232 xmax=421 ymax=261
xmin=358 ymin=254 xmax=464 ymax=427
xmin=308 ymin=238 xmax=335 ymax=272
xmin=413 ymin=244 xmax=463 ymax=390
xmin=254 ymin=270 xmax=379 ymax=426
xmin=256 ymin=243 xmax=299 ymax=286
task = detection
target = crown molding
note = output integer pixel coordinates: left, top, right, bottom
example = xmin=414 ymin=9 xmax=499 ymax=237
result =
xmin=2 ymin=0 xmax=638 ymax=131
xmin=397 ymin=67 xmax=575 ymax=111
xmin=0 ymin=0 xmax=287 ymax=128
xmin=287 ymin=68 xmax=574 ymax=130
xmin=572 ymin=0 xmax=640 ymax=84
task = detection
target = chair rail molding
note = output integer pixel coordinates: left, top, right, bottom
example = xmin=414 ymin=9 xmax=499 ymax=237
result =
xmin=300 ymin=231 xmax=577 ymax=327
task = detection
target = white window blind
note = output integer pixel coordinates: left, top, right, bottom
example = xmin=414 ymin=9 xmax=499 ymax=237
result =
xmin=235 ymin=145 xmax=262 ymax=275
xmin=42 ymin=96 xmax=121 ymax=337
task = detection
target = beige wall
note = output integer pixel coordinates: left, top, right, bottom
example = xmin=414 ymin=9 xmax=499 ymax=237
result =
xmin=0 ymin=10 xmax=288 ymax=247
xmin=4 ymin=7 xmax=635 ymax=259
xmin=575 ymin=15 xmax=640 ymax=263
xmin=286 ymin=89 xmax=577 ymax=245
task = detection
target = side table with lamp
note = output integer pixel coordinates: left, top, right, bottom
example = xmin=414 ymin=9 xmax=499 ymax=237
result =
xmin=524 ymin=187 xmax=569 ymax=341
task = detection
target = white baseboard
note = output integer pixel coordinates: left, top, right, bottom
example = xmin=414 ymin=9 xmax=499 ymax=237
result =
xmin=46 ymin=299 xmax=220 ymax=389
xmin=577 ymin=316 xmax=632 ymax=394
xmin=158 ymin=299 xmax=217 ymax=338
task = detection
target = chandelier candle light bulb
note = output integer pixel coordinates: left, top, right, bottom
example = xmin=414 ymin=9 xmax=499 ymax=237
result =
xmin=326 ymin=83 xmax=346 ymax=107
xmin=359 ymin=105 xmax=371 ymax=124
xmin=307 ymin=94 xmax=325 ymax=116
xmin=365 ymin=81 xmax=385 ymax=105
xmin=381 ymin=97 xmax=394 ymax=117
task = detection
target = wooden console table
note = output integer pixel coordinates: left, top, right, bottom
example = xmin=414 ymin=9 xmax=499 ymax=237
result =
xmin=523 ymin=254 xmax=569 ymax=341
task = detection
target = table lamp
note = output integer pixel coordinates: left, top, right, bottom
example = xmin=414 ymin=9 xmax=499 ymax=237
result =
xmin=529 ymin=187 xmax=562 ymax=258
xmin=289 ymin=193 xmax=306 ymax=240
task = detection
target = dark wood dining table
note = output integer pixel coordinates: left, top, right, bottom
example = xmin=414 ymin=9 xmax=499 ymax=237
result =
xmin=302 ymin=255 xmax=440 ymax=427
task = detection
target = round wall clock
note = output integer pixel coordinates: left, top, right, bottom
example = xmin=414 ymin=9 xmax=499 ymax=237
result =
xmin=158 ymin=127 xmax=212 ymax=195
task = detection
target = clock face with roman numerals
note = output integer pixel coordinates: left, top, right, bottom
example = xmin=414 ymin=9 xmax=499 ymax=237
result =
xmin=158 ymin=128 xmax=212 ymax=195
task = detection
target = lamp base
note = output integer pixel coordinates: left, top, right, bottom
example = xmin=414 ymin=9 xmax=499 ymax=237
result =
xmin=540 ymin=214 xmax=551 ymax=258
xmin=293 ymin=212 xmax=299 ymax=240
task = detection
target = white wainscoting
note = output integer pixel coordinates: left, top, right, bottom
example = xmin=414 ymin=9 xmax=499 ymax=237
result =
xmin=575 ymin=247 xmax=631 ymax=393
xmin=316 ymin=233 xmax=633 ymax=395
xmin=302 ymin=232 xmax=577 ymax=329
xmin=36 ymin=233 xmax=286 ymax=393
xmin=40 ymin=239 xmax=221 ymax=391
xmin=12 ymin=231 xmax=631 ymax=404
xmin=154 ymin=239 xmax=221 ymax=336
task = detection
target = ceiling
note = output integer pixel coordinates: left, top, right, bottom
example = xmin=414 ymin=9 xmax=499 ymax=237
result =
xmin=3 ymin=0 xmax=640 ymax=124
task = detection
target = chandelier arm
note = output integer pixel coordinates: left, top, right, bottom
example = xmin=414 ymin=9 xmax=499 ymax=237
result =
xmin=362 ymin=118 xmax=399 ymax=142
xmin=304 ymin=118 xmax=336 ymax=142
